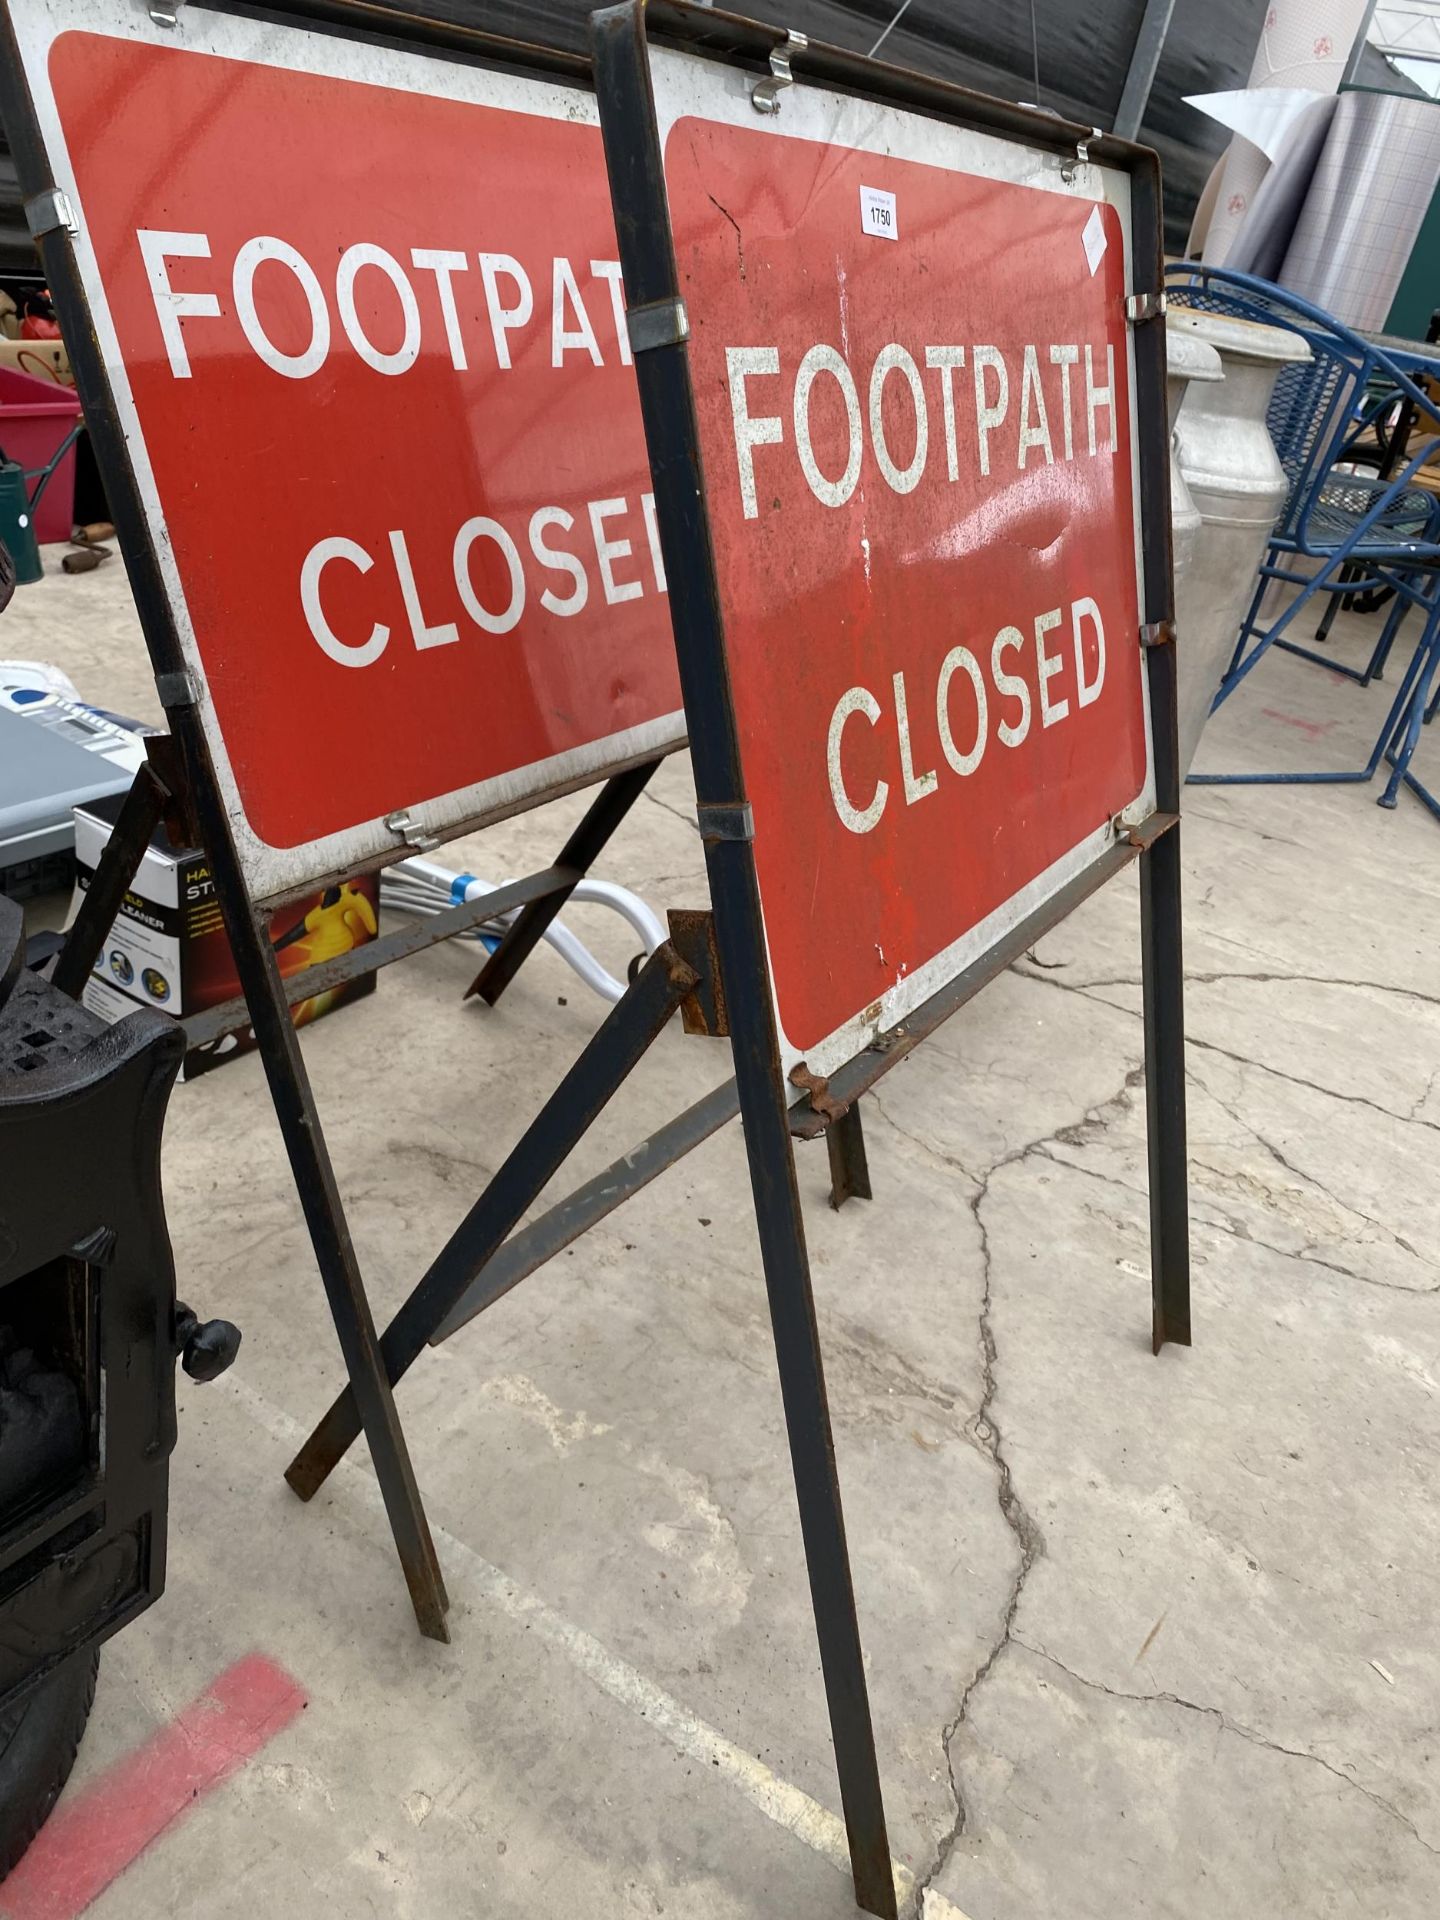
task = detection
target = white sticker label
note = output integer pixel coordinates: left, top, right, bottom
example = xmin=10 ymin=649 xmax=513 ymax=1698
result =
xmin=1082 ymin=203 xmax=1107 ymax=276
xmin=860 ymin=186 xmax=898 ymax=241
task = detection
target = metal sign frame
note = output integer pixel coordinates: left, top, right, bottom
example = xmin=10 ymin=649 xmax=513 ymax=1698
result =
xmin=4 ymin=0 xmax=687 ymax=908
xmin=618 ymin=26 xmax=1160 ymax=1085
xmin=584 ymin=5 xmax=1190 ymax=1910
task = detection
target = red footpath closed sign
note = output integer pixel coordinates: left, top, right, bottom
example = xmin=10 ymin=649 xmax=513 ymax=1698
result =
xmin=16 ymin=6 xmax=684 ymax=900
xmin=653 ymin=56 xmax=1155 ymax=1070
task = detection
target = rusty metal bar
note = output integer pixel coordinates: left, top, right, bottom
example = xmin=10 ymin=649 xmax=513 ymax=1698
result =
xmin=218 ymin=887 xmax=453 ymax=1638
xmin=826 ymin=1102 xmax=873 ymax=1210
xmin=1128 ymin=144 xmax=1193 ymax=1356
xmin=1140 ymin=826 xmax=1191 ymax=1351
xmin=207 ymin=0 xmax=590 ymax=83
xmin=431 ymin=1076 xmax=742 ymax=1345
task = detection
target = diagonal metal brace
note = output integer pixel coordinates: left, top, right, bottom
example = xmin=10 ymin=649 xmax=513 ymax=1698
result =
xmin=285 ymin=939 xmax=700 ymax=1497
xmin=466 ymin=758 xmax=660 ymax=1007
xmin=431 ymin=1079 xmax=743 ymax=1345
xmin=50 ymin=762 xmax=169 ymax=1001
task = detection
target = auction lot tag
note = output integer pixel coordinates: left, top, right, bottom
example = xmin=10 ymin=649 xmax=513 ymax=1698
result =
xmin=7 ymin=0 xmax=684 ymax=901
xmin=859 ymin=185 xmax=898 ymax=240
xmin=649 ymin=48 xmax=1155 ymax=1075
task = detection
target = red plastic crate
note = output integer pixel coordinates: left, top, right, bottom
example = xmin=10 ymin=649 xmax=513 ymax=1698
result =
xmin=0 ymin=364 xmax=81 ymax=544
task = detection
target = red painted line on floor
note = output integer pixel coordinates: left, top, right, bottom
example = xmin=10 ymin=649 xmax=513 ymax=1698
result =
xmin=1260 ymin=707 xmax=1337 ymax=741
xmin=0 ymin=1653 xmax=306 ymax=1920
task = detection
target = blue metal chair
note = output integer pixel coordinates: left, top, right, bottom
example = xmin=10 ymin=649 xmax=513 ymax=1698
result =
xmin=1165 ymin=264 xmax=1440 ymax=816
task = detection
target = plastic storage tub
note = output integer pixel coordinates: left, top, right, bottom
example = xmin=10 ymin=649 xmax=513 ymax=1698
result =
xmin=0 ymin=365 xmax=81 ymax=544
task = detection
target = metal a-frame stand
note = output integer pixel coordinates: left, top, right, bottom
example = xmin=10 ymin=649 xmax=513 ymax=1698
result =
xmin=577 ymin=8 xmax=1190 ymax=1909
xmin=282 ymin=10 xmax=1190 ymax=1913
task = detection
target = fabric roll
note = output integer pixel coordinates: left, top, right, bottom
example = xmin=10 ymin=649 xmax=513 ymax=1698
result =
xmin=1203 ymin=0 xmax=1372 ymax=266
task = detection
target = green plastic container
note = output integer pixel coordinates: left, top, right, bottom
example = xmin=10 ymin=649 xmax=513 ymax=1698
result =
xmin=0 ymin=460 xmax=42 ymax=585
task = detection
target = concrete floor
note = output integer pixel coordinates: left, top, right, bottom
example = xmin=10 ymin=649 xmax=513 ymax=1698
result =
xmin=7 ymin=553 xmax=1440 ymax=1919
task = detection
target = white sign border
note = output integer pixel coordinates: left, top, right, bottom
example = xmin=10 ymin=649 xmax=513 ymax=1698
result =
xmin=647 ymin=44 xmax=1158 ymax=1084
xmin=8 ymin=0 xmax=688 ymax=904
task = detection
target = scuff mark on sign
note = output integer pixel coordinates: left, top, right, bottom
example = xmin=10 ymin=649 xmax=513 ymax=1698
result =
xmin=707 ymin=192 xmax=746 ymax=281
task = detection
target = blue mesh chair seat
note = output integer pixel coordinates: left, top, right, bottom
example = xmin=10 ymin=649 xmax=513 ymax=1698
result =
xmin=1308 ymin=474 xmax=1439 ymax=557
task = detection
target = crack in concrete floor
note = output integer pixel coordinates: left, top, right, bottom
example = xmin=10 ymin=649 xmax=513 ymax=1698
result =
xmin=1039 ymin=1145 xmax=1440 ymax=1297
xmin=1024 ymin=964 xmax=1440 ymax=1015
xmin=893 ymin=952 xmax=1439 ymax=1912
xmin=1016 ymin=961 xmax=1440 ymax=1138
xmin=1199 ymin=1073 xmax=1427 ymax=1265
xmin=640 ymin=788 xmax=700 ymax=834
xmin=1014 ymin=963 xmax=1439 ymax=1290
xmin=903 ymin=1064 xmax=1146 ymax=1915
xmin=1010 ymin=1637 xmax=1440 ymax=1860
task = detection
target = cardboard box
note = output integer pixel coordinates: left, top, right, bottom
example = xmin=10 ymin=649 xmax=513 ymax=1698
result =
xmin=72 ymin=794 xmax=378 ymax=1079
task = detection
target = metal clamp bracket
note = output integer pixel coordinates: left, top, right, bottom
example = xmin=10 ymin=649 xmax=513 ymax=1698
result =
xmin=1139 ymin=620 xmax=1176 ymax=649
xmin=24 ymin=190 xmax=77 ymax=241
xmin=788 ymin=1062 xmax=844 ymax=1123
xmin=668 ymin=909 xmax=729 ymax=1039
xmin=1126 ymin=291 xmax=1167 ymax=324
xmin=696 ymin=801 xmax=755 ymax=844
xmin=385 ymin=808 xmax=439 ymax=852
xmin=1061 ymin=127 xmax=1104 ymax=183
xmin=626 ymin=297 xmax=690 ymax=356
xmin=1115 ymin=808 xmax=1178 ymax=850
xmin=147 ymin=0 xmax=184 ymax=26
xmin=752 ymin=30 xmax=806 ymax=114
xmin=155 ymin=669 xmax=199 ymax=709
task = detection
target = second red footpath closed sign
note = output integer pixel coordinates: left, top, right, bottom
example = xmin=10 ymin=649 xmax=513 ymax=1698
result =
xmin=656 ymin=62 xmax=1154 ymax=1070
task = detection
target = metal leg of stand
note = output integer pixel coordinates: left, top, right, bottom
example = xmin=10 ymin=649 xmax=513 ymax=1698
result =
xmin=827 ymin=1102 xmax=873 ymax=1211
xmin=706 ymin=843 xmax=896 ymax=1917
xmin=236 ymin=898 xmax=453 ymax=1640
xmin=1140 ymin=825 xmax=1192 ymax=1353
xmin=160 ymin=717 xmax=452 ymax=1641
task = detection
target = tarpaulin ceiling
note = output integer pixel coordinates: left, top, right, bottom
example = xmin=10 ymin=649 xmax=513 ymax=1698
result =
xmin=0 ymin=1 xmax=1415 ymax=273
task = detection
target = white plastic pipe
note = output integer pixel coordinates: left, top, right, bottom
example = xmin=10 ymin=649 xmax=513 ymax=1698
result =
xmin=385 ymin=857 xmax=665 ymax=1005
